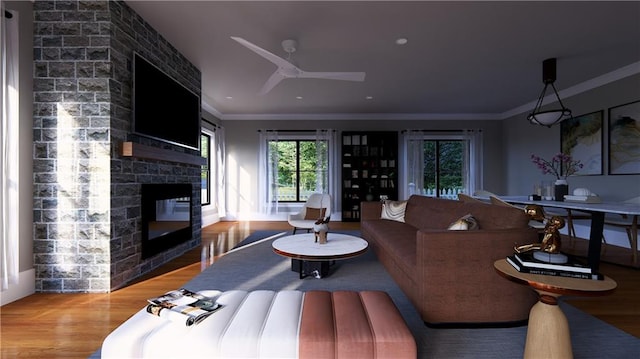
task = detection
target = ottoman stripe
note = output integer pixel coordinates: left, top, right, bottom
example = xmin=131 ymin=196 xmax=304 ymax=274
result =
xmin=299 ymin=291 xmax=336 ymax=359
xmin=333 ymin=291 xmax=375 ymax=358
xmin=360 ymin=291 xmax=417 ymax=358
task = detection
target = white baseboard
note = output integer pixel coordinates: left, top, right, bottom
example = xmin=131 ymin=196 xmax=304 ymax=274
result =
xmin=0 ymin=268 xmax=35 ymax=306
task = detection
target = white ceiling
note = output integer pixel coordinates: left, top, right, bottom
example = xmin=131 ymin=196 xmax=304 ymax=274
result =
xmin=124 ymin=1 xmax=640 ymax=121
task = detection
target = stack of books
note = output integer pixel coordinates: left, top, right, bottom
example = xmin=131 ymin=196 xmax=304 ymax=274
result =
xmin=507 ymin=252 xmax=603 ymax=280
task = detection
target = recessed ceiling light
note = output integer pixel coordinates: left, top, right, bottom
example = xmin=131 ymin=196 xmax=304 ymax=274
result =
xmin=395 ymin=37 xmax=408 ymax=45
xmin=296 ymin=96 xmax=303 ymax=100
xmin=366 ymin=96 xmax=373 ymax=100
xmin=225 ymin=96 xmax=233 ymax=100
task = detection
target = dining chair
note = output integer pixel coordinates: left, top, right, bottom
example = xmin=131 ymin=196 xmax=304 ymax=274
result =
xmin=604 ymin=196 xmax=640 ymax=265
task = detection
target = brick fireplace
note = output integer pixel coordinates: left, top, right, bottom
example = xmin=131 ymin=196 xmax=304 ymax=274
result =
xmin=32 ymin=0 xmax=202 ymax=292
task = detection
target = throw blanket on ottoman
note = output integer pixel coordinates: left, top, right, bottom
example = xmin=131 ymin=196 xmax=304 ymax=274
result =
xmin=101 ymin=290 xmax=416 ymax=359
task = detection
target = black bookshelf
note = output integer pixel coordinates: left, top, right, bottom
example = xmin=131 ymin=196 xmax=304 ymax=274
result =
xmin=341 ymin=131 xmax=398 ymax=221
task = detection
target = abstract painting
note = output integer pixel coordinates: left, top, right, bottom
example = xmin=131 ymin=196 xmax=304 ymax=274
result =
xmin=561 ymin=110 xmax=603 ymax=175
xmin=608 ymin=100 xmax=640 ymax=175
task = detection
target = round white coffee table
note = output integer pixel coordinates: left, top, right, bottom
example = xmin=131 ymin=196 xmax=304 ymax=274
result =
xmin=272 ymin=233 xmax=368 ymax=278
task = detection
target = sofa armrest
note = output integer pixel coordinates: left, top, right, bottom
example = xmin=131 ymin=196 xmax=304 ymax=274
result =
xmin=360 ymin=201 xmax=383 ymax=221
xmin=414 ymin=227 xmax=539 ymax=323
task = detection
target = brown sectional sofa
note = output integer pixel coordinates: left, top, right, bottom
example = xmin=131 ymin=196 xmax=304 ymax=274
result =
xmin=361 ymin=195 xmax=538 ymax=327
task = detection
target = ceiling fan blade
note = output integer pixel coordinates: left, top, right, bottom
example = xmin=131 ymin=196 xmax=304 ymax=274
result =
xmin=230 ymin=36 xmax=297 ymax=71
xmin=259 ymin=70 xmax=287 ymax=95
xmin=297 ymin=71 xmax=366 ymax=82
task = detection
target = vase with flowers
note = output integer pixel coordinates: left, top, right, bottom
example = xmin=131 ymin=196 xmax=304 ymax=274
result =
xmin=530 ymin=153 xmax=583 ymax=201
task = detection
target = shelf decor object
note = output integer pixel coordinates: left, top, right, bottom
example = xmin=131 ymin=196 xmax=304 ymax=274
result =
xmin=608 ymin=100 xmax=640 ymax=175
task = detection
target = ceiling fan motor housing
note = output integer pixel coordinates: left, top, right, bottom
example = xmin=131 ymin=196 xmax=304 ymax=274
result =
xmin=282 ymin=39 xmax=297 ymax=54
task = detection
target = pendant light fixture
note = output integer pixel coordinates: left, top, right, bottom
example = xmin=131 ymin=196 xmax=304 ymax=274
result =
xmin=527 ymin=58 xmax=572 ymax=127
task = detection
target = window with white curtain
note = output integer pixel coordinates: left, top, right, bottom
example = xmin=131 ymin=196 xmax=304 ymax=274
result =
xmin=258 ymin=130 xmax=338 ymax=216
xmin=201 ymin=124 xmax=225 ymax=216
xmin=200 ymin=131 xmax=212 ymax=206
xmin=402 ymin=130 xmax=483 ymax=199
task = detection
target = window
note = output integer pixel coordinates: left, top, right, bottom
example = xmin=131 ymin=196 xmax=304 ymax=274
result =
xmin=200 ymin=132 xmax=211 ymax=206
xmin=268 ymin=139 xmax=328 ymax=202
xmin=259 ymin=129 xmax=337 ymax=217
xmin=421 ymin=140 xmax=464 ymax=197
xmin=404 ymin=130 xmax=482 ymax=199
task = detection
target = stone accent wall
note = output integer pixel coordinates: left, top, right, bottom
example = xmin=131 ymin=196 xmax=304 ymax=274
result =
xmin=33 ymin=0 xmax=202 ymax=292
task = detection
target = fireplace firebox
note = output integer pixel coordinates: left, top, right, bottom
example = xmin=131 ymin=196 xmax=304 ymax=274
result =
xmin=141 ymin=183 xmax=193 ymax=259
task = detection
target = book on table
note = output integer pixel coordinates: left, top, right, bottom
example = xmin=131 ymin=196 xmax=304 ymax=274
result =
xmin=513 ymin=251 xmax=594 ymax=273
xmin=146 ymin=288 xmax=222 ymax=326
xmin=506 ymin=255 xmax=604 ymax=280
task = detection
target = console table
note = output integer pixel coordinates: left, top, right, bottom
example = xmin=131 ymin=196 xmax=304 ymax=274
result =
xmin=499 ymin=196 xmax=640 ymax=270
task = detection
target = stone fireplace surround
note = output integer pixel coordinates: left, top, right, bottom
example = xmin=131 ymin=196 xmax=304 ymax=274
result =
xmin=32 ymin=0 xmax=202 ymax=292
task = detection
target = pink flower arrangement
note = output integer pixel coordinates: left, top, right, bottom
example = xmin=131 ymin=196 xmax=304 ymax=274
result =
xmin=530 ymin=153 xmax=583 ymax=179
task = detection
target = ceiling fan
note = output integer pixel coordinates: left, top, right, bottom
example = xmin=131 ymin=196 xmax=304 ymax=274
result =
xmin=230 ymin=36 xmax=366 ymax=95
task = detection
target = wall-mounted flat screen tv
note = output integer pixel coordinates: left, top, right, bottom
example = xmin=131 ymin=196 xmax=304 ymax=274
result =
xmin=133 ymin=52 xmax=201 ymax=150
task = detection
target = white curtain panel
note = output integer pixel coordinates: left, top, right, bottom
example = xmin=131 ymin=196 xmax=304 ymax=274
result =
xmin=258 ymin=130 xmax=279 ymax=215
xmin=463 ymin=129 xmax=484 ymax=196
xmin=1 ymin=5 xmax=19 ymax=290
xmin=214 ymin=126 xmax=226 ymax=217
xmin=314 ymin=129 xmax=339 ymax=215
xmin=403 ymin=130 xmax=425 ymax=197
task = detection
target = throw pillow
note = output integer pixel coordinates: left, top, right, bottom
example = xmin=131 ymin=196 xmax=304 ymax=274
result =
xmin=304 ymin=207 xmax=327 ymax=220
xmin=448 ymin=214 xmax=479 ymax=230
xmin=380 ymin=200 xmax=407 ymax=223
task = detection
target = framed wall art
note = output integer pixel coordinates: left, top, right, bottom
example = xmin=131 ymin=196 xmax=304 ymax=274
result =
xmin=608 ymin=100 xmax=640 ymax=175
xmin=560 ymin=110 xmax=603 ymax=175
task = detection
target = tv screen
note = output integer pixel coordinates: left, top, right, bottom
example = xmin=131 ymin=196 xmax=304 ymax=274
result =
xmin=133 ymin=52 xmax=201 ymax=150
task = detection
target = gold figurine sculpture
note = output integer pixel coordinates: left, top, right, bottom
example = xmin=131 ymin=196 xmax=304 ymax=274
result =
xmin=524 ymin=204 xmax=546 ymax=222
xmin=515 ymin=215 xmax=565 ymax=254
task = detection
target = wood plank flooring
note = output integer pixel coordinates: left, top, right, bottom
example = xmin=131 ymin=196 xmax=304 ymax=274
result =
xmin=0 ymin=221 xmax=638 ymax=359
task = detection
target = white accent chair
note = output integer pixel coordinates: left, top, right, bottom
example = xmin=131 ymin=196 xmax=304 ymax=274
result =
xmin=288 ymin=193 xmax=331 ymax=234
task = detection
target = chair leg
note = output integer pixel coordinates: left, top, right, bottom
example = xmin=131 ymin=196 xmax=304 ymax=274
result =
xmin=292 ymin=228 xmax=297 ymax=235
xmin=629 ymin=215 xmax=638 ymax=265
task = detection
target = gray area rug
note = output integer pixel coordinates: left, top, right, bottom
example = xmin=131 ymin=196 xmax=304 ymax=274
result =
xmin=92 ymin=230 xmax=640 ymax=358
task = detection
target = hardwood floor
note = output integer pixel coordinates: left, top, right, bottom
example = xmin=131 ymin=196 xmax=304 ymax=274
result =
xmin=0 ymin=221 xmax=638 ymax=358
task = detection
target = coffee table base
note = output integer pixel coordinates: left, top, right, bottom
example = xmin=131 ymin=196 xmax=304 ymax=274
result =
xmin=291 ymin=259 xmax=335 ymax=279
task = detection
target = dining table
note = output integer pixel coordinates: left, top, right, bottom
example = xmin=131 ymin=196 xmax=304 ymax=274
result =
xmin=497 ymin=196 xmax=640 ymax=271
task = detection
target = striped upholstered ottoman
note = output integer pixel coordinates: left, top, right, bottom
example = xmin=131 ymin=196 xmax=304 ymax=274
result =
xmin=102 ymin=290 xmax=416 ymax=358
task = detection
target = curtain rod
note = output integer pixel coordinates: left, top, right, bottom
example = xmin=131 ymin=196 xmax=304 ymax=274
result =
xmin=201 ymin=117 xmax=221 ymax=129
xmin=257 ymin=129 xmax=335 ymax=133
xmin=400 ymin=129 xmax=482 ymax=133
xmin=5 ymin=10 xmax=13 ymax=19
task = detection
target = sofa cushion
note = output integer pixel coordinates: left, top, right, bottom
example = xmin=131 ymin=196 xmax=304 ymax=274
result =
xmin=304 ymin=207 xmax=326 ymax=220
xmin=362 ymin=219 xmax=417 ymax=271
xmin=403 ymin=195 xmax=528 ymax=230
xmin=380 ymin=200 xmax=407 ymax=222
xmin=448 ymin=214 xmax=479 ymax=230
